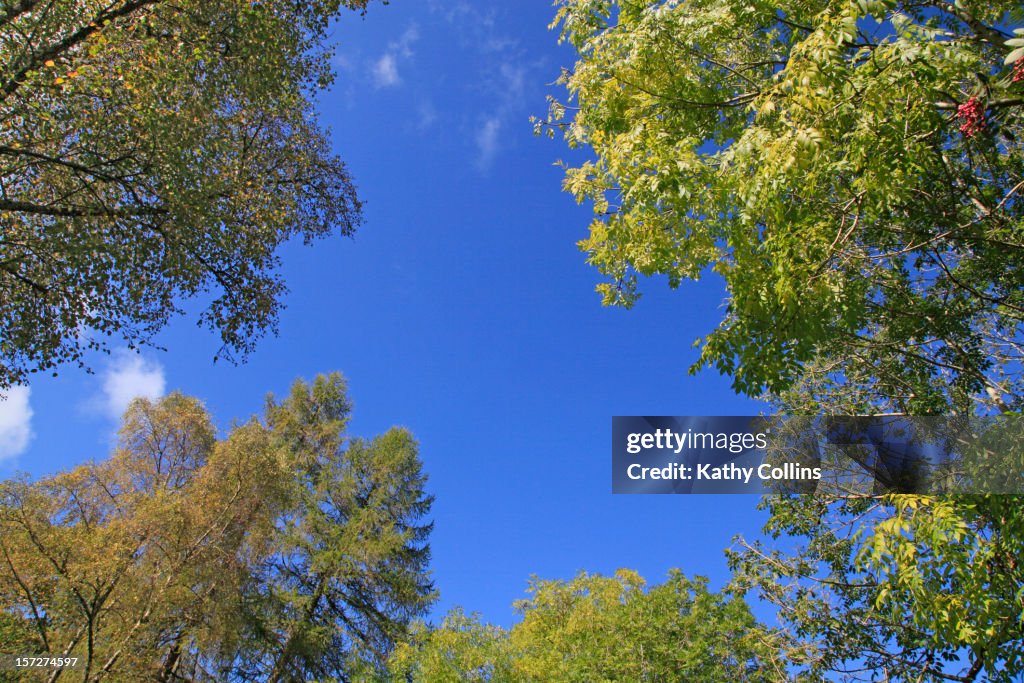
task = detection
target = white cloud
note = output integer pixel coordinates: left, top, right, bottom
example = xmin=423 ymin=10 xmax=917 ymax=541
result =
xmin=0 ymin=386 xmax=33 ymax=461
xmin=334 ymin=53 xmax=354 ymax=72
xmin=466 ymin=58 xmax=537 ymax=171
xmin=426 ymin=2 xmax=537 ymax=172
xmin=371 ymin=23 xmax=419 ymax=89
xmin=430 ymin=1 xmax=494 ymax=35
xmin=499 ymin=62 xmax=526 ymax=101
xmin=476 ymin=117 xmax=502 ymax=170
xmin=484 ymin=35 xmax=517 ymax=54
xmin=416 ymin=100 xmax=438 ymax=131
xmin=372 ymin=54 xmax=400 ymax=88
xmin=393 ymin=25 xmax=419 ymax=58
xmin=100 ymin=351 xmax=166 ymax=420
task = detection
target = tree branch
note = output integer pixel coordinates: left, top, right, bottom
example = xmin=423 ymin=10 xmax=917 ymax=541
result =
xmin=1 ymin=0 xmax=159 ymax=102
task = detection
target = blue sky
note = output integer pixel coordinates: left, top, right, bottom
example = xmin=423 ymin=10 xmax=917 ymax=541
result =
xmin=0 ymin=1 xmax=772 ymax=627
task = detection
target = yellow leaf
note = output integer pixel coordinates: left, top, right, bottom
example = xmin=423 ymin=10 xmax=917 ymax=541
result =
xmin=44 ymin=60 xmax=56 ymax=67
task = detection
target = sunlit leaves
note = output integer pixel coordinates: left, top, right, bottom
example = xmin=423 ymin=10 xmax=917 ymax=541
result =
xmin=0 ymin=0 xmax=378 ymax=388
xmin=0 ymin=373 xmax=434 ymax=681
xmin=392 ymin=570 xmax=798 ymax=682
xmin=548 ymin=0 xmax=1024 ymax=411
xmin=731 ymin=493 xmax=1024 ymax=682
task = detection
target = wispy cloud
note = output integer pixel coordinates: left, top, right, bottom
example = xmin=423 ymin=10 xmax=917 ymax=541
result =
xmin=472 ymin=61 xmax=531 ymax=170
xmin=97 ymin=350 xmax=166 ymax=421
xmin=428 ymin=0 xmax=493 ymax=38
xmin=373 ymin=54 xmax=400 ymax=88
xmin=498 ymin=62 xmax=526 ymax=101
xmin=371 ymin=24 xmax=419 ymax=88
xmin=393 ymin=25 xmax=420 ymax=58
xmin=334 ymin=52 xmax=354 ymax=72
xmin=476 ymin=117 xmax=502 ymax=170
xmin=0 ymin=386 xmax=33 ymax=461
xmin=416 ymin=100 xmax=438 ymax=130
xmin=428 ymin=2 xmax=540 ymax=171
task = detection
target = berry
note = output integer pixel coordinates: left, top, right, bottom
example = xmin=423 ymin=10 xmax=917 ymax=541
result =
xmin=1013 ymin=57 xmax=1024 ymax=84
xmin=957 ymin=96 xmax=986 ymax=138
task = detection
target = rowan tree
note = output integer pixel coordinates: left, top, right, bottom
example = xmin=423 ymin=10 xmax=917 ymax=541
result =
xmin=729 ymin=493 xmax=1024 ymax=682
xmin=545 ymin=0 xmax=1024 ymax=414
xmin=545 ymin=3 xmax=1024 ymax=680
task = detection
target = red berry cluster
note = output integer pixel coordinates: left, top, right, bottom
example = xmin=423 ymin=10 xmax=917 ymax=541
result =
xmin=957 ymin=96 xmax=986 ymax=138
xmin=1013 ymin=57 xmax=1024 ymax=83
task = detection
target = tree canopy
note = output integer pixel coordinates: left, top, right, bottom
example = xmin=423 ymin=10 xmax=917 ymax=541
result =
xmin=544 ymin=6 xmax=1024 ymax=679
xmin=0 ymin=0 xmax=376 ymax=388
xmin=0 ymin=373 xmax=434 ymax=681
xmin=391 ymin=569 xmax=801 ymax=682
xmin=546 ymin=0 xmax=1024 ymax=414
xmin=729 ymin=493 xmax=1024 ymax=682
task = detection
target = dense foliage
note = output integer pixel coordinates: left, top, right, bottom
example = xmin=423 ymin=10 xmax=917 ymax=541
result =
xmin=0 ymin=0 xmax=376 ymax=388
xmin=546 ymin=0 xmax=1024 ymax=414
xmin=391 ymin=569 xmax=801 ymax=682
xmin=0 ymin=373 xmax=434 ymax=681
xmin=545 ymin=3 xmax=1024 ymax=681
xmin=730 ymin=493 xmax=1024 ymax=682
xmin=1 ymin=3 xmax=1020 ymax=682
